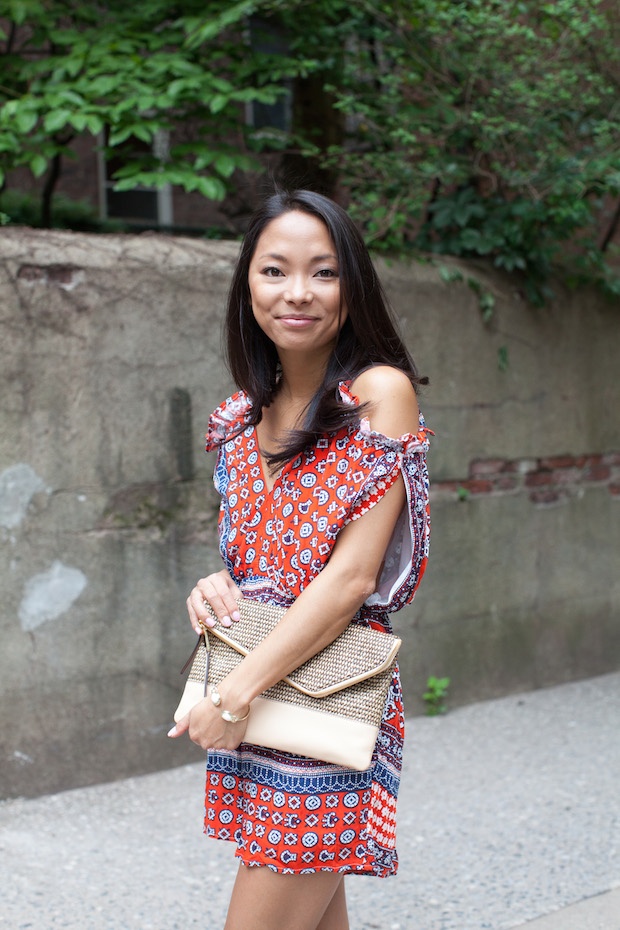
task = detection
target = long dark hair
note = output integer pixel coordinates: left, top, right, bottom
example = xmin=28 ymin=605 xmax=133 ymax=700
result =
xmin=226 ymin=188 xmax=427 ymax=467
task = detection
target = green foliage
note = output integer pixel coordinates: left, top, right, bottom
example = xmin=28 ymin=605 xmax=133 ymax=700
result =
xmin=311 ymin=0 xmax=620 ymax=302
xmin=423 ymin=676 xmax=451 ymax=716
xmin=497 ymin=345 xmax=509 ymax=372
xmin=436 ymin=263 xmax=496 ymax=320
xmin=0 ymin=0 xmax=310 ymax=210
xmin=0 ymin=189 xmax=124 ymax=231
xmin=2 ymin=0 xmax=620 ymax=302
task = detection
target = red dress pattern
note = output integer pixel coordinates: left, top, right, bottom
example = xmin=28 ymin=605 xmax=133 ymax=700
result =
xmin=203 ymin=382 xmax=431 ymax=876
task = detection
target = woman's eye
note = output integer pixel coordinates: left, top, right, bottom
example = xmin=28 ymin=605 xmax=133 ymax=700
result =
xmin=262 ymin=266 xmax=283 ymax=277
xmin=315 ymin=268 xmax=338 ymax=278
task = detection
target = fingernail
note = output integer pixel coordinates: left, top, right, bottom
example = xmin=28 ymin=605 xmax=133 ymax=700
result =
xmin=232 ymin=610 xmax=241 ymax=622
xmin=221 ymin=615 xmax=232 ymax=627
xmin=167 ymin=725 xmax=177 ymax=737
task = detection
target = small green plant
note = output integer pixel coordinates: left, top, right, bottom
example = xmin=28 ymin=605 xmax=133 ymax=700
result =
xmin=457 ymin=486 xmax=471 ymax=502
xmin=436 ymin=263 xmax=496 ymax=321
xmin=497 ymin=345 xmax=509 ymax=372
xmin=423 ymin=676 xmax=451 ymax=716
xmin=467 ymin=278 xmax=496 ymax=322
xmin=437 ymin=263 xmax=464 ymax=286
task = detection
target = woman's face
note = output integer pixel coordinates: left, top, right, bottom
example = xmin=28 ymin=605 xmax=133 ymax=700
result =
xmin=247 ymin=210 xmax=347 ymax=358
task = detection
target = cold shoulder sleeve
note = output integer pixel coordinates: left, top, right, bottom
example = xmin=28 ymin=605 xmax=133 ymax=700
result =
xmin=338 ymin=382 xmax=431 ymax=612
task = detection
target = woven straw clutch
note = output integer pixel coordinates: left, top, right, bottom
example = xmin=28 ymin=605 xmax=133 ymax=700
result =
xmin=174 ymin=596 xmax=401 ymax=770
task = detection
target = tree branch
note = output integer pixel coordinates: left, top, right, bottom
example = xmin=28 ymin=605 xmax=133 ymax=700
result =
xmin=600 ymin=198 xmax=620 ymax=253
xmin=41 ymin=152 xmax=62 ymax=228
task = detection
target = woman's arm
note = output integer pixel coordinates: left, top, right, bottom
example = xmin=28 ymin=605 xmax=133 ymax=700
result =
xmin=171 ymin=367 xmax=419 ymax=750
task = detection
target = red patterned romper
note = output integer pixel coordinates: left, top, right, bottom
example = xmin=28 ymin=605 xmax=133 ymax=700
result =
xmin=203 ymin=381 xmax=431 ymax=877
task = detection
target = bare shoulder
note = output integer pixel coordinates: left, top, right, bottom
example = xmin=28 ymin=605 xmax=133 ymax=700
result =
xmin=352 ymin=365 xmax=415 ymax=402
xmin=350 ymin=366 xmax=419 ymax=438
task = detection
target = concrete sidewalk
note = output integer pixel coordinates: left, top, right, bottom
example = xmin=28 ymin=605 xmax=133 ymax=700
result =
xmin=511 ymin=888 xmax=620 ymax=930
xmin=1 ymin=672 xmax=618 ymax=930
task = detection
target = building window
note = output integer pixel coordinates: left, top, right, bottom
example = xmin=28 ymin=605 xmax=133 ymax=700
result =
xmin=245 ymin=18 xmax=292 ymax=135
xmin=98 ymin=129 xmax=172 ymax=227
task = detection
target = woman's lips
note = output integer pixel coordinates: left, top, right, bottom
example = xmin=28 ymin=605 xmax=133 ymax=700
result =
xmin=278 ymin=315 xmax=316 ymax=327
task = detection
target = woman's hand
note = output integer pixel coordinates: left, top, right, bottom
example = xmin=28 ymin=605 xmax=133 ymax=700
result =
xmin=168 ymin=693 xmax=249 ymax=750
xmin=186 ymin=569 xmax=242 ymax=633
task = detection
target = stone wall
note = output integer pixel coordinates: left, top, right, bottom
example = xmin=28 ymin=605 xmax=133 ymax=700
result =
xmin=1 ymin=227 xmax=618 ymax=798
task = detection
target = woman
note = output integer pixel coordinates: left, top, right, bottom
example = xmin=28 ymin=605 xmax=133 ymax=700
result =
xmin=169 ymin=189 xmax=431 ymax=930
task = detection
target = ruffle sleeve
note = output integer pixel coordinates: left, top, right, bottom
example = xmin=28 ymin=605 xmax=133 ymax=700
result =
xmin=338 ymin=382 xmax=431 ymax=613
xmin=205 ymin=390 xmax=252 ymax=452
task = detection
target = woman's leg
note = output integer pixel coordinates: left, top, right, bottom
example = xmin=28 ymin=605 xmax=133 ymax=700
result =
xmin=224 ymin=862 xmax=349 ymax=930
xmin=316 ymin=878 xmax=349 ymax=930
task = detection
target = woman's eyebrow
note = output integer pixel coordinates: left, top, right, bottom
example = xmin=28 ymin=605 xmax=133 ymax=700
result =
xmin=256 ymin=252 xmax=337 ymax=262
xmin=257 ymin=252 xmax=288 ymax=262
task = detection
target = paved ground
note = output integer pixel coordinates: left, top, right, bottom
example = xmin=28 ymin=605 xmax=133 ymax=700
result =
xmin=1 ymin=671 xmax=618 ymax=930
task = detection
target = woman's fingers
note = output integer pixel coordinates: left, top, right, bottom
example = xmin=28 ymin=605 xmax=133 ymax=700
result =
xmin=208 ymin=570 xmax=242 ymax=621
xmin=167 ymin=714 xmax=189 ymax=738
xmin=186 ymin=570 xmax=242 ymax=635
xmin=193 ymin=571 xmax=241 ymax=628
xmin=186 ymin=595 xmax=202 ymax=635
xmin=183 ymin=699 xmax=248 ymax=751
xmin=169 ymin=698 xmax=248 ymax=750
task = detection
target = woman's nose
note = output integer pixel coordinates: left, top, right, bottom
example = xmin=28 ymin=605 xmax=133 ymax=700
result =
xmin=284 ymin=275 xmax=312 ymax=304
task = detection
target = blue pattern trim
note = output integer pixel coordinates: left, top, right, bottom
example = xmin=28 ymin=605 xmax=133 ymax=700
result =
xmin=208 ymin=747 xmax=372 ymax=794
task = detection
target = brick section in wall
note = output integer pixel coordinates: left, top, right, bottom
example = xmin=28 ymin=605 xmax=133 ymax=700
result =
xmin=432 ymin=452 xmax=620 ymax=505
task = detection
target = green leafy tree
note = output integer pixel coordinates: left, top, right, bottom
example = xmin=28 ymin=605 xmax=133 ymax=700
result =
xmin=2 ymin=0 xmax=620 ymax=302
xmin=0 ymin=0 xmax=315 ymax=225
xmin=309 ymin=0 xmax=620 ymax=301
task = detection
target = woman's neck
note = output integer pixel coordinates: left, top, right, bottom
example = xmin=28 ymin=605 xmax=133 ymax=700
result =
xmin=276 ymin=347 xmax=332 ymax=407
